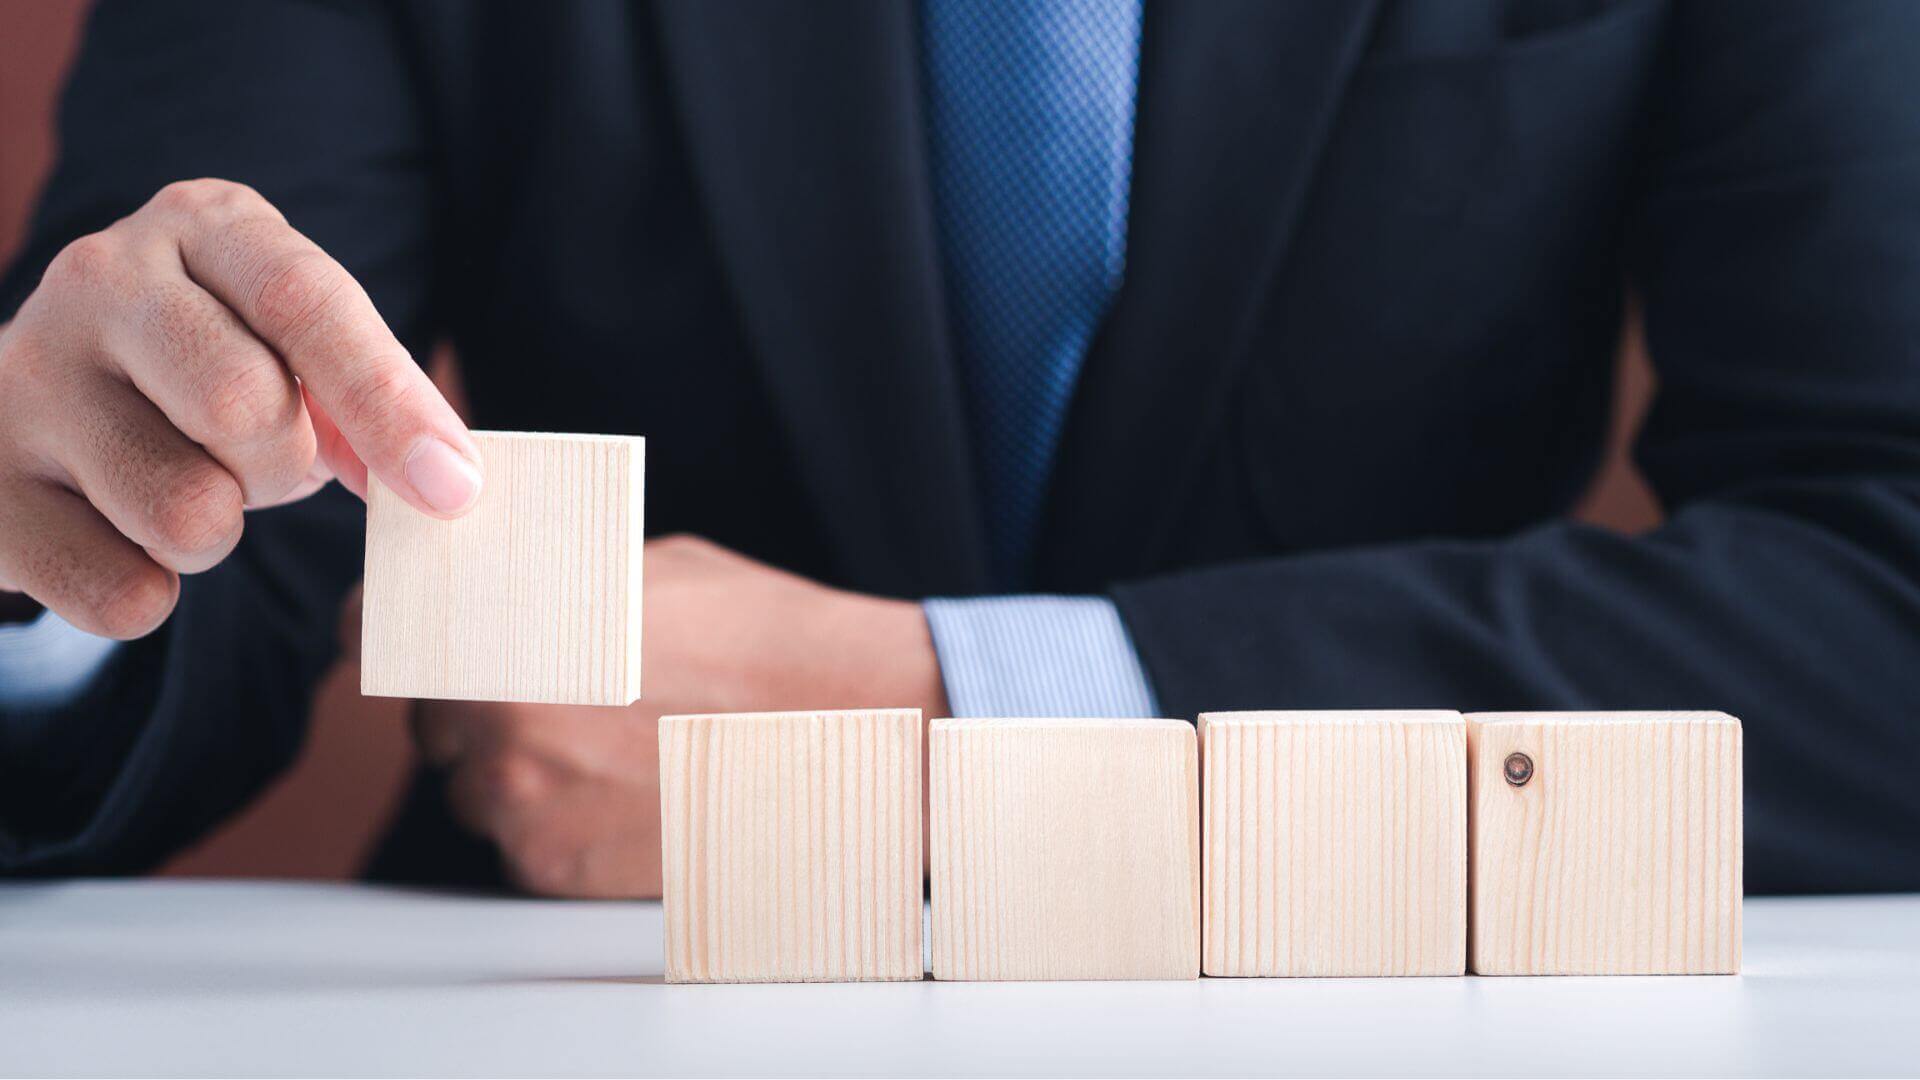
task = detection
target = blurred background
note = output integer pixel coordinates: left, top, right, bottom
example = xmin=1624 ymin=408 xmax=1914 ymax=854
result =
xmin=2 ymin=0 xmax=1659 ymax=882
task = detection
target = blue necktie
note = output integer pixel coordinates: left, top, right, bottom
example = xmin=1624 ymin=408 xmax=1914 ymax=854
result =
xmin=923 ymin=0 xmax=1144 ymax=588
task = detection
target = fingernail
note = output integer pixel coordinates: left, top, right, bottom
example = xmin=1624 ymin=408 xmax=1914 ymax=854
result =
xmin=404 ymin=438 xmax=483 ymax=515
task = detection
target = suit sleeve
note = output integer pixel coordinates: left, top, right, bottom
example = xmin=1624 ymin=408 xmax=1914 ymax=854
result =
xmin=0 ymin=0 xmax=433 ymax=874
xmin=1110 ymin=0 xmax=1920 ymax=895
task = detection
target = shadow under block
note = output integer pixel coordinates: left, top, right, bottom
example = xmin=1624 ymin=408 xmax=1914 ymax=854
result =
xmin=1199 ymin=711 xmax=1467 ymax=977
xmin=929 ymin=718 xmax=1200 ymax=981
xmin=360 ymin=431 xmax=644 ymax=706
xmin=1467 ymin=711 xmax=1743 ymax=975
xmin=658 ymin=710 xmax=924 ymax=983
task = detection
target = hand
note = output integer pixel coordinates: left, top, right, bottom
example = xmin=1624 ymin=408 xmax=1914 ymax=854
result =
xmin=413 ymin=534 xmax=949 ymax=898
xmin=0 ymin=179 xmax=482 ymax=640
xmin=416 ymin=698 xmax=666 ymax=898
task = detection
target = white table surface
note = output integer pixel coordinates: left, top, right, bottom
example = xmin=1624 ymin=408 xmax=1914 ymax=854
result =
xmin=1 ymin=881 xmax=1916 ymax=1078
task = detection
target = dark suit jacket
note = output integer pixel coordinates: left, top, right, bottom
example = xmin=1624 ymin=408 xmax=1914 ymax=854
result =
xmin=3 ymin=0 xmax=1918 ymax=893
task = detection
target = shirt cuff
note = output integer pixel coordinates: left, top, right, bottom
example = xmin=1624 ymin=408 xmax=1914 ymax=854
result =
xmin=923 ymin=595 xmax=1161 ymax=718
xmin=0 ymin=609 xmax=122 ymax=709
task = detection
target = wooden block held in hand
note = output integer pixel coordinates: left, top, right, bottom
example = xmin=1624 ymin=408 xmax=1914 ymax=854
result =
xmin=659 ymin=710 xmax=923 ymax=983
xmin=930 ymin=718 xmax=1199 ymax=981
xmin=1200 ymin=710 xmax=1466 ymax=977
xmin=1467 ymin=711 xmax=1742 ymax=975
xmin=361 ymin=431 xmax=644 ymax=706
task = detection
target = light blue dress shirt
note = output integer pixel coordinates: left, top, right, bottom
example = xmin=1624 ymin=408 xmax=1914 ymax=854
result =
xmin=0 ymin=609 xmax=121 ymax=709
xmin=924 ymin=595 xmax=1159 ymax=718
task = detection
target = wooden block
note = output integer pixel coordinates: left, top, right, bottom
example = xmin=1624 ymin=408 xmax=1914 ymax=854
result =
xmin=929 ymin=718 xmax=1199 ymax=981
xmin=361 ymin=431 xmax=644 ymax=705
xmin=658 ymin=710 xmax=923 ymax=983
xmin=1467 ymin=711 xmax=1742 ymax=975
xmin=1199 ymin=710 xmax=1466 ymax=977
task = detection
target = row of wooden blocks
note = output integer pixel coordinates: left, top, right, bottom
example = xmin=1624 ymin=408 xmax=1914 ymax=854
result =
xmin=658 ymin=709 xmax=1743 ymax=982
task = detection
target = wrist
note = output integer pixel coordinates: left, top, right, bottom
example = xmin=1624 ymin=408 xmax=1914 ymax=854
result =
xmin=816 ymin=588 xmax=949 ymax=719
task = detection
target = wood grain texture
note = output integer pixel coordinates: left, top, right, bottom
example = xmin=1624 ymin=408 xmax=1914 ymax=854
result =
xmin=930 ymin=718 xmax=1199 ymax=981
xmin=1199 ymin=711 xmax=1466 ymax=977
xmin=659 ymin=710 xmax=923 ymax=983
xmin=1467 ymin=711 xmax=1743 ymax=975
xmin=361 ymin=431 xmax=644 ymax=705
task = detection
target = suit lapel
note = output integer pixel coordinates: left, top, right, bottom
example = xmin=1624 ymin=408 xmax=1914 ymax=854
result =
xmin=653 ymin=1 xmax=989 ymax=595
xmin=1038 ymin=1 xmax=1384 ymax=588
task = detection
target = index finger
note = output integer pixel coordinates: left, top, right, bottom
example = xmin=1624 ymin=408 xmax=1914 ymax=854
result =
xmin=162 ymin=182 xmax=483 ymax=517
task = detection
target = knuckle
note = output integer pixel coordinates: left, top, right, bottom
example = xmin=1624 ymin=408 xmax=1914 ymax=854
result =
xmin=199 ymin=359 xmax=299 ymax=448
xmin=92 ymin=563 xmax=176 ymax=640
xmin=0 ymin=327 xmax=45 ymax=388
xmin=250 ymin=254 xmax=345 ymax=341
xmin=44 ymin=233 xmax=123 ymax=292
xmin=334 ymin=354 xmax=428 ymax=440
xmin=149 ymin=464 xmax=243 ymax=556
xmin=477 ymin=753 xmax=548 ymax=810
xmin=151 ymin=178 xmax=263 ymax=218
